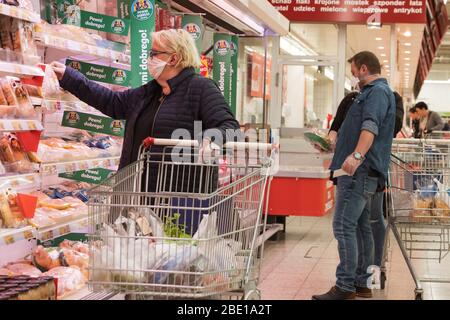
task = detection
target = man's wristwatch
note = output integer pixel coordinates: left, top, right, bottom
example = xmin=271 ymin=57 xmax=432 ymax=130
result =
xmin=352 ymin=152 xmax=365 ymax=161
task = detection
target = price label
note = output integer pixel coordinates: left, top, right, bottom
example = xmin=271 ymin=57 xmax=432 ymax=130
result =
xmin=0 ymin=122 xmax=4 ymax=130
xmin=93 ymin=160 xmax=100 ymax=167
xmin=64 ymin=164 xmax=74 ymax=173
xmin=28 ymin=121 xmax=37 ymax=130
xmin=4 ymin=235 xmax=15 ymax=245
xmin=79 ymin=162 xmax=88 ymax=170
xmin=23 ymin=230 xmax=34 ymax=240
xmin=10 ymin=179 xmax=19 ymax=188
xmin=12 ymin=121 xmax=22 ymax=131
xmin=41 ymin=230 xmax=54 ymax=241
xmin=59 ymin=225 xmax=70 ymax=235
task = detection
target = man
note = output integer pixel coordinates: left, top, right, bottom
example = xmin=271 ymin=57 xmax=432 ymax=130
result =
xmin=415 ymin=102 xmax=444 ymax=134
xmin=312 ymin=51 xmax=396 ymax=300
xmin=409 ymin=107 xmax=421 ymax=138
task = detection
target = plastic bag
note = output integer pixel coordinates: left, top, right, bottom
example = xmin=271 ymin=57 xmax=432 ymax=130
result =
xmin=43 ymin=266 xmax=85 ymax=297
xmin=59 ymin=240 xmax=89 ymax=255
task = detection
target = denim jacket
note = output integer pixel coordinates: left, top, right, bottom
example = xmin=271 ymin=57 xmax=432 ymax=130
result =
xmin=330 ymin=78 xmax=396 ymax=178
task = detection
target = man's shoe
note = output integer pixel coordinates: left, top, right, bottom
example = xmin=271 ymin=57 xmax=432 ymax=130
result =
xmin=311 ymin=286 xmax=356 ymax=300
xmin=355 ymin=286 xmax=373 ymax=298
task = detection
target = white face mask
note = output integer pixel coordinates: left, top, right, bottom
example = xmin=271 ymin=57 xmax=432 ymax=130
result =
xmin=351 ymin=76 xmax=360 ymax=89
xmin=148 ymin=57 xmax=168 ymax=80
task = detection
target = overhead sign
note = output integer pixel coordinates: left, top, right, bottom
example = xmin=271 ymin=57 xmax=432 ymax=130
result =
xmin=268 ymin=0 xmax=426 ymax=24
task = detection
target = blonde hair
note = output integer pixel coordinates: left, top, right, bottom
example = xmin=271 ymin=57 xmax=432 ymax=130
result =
xmin=152 ymin=29 xmax=201 ymax=69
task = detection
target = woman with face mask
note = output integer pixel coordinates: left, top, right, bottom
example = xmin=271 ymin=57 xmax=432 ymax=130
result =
xmin=50 ymin=29 xmax=240 ymax=174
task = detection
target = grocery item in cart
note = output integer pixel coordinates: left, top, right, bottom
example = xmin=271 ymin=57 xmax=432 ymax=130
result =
xmin=43 ymin=266 xmax=85 ymax=297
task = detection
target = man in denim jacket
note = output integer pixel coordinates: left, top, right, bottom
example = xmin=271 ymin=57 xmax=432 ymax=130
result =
xmin=313 ymin=51 xmax=396 ymax=300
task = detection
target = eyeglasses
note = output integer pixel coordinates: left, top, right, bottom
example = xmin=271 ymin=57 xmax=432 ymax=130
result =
xmin=149 ymin=49 xmax=171 ymax=58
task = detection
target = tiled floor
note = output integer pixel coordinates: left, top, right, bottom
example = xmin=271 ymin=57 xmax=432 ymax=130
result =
xmin=259 ymin=214 xmax=450 ymax=300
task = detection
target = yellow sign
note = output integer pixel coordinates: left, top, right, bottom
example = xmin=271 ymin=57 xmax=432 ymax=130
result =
xmin=4 ymin=235 xmax=15 ymax=245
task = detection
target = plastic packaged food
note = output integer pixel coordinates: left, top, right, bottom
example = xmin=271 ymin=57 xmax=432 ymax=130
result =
xmin=0 ymin=268 xmax=15 ymax=276
xmin=23 ymin=84 xmax=43 ymax=98
xmin=0 ymin=78 xmax=17 ymax=106
xmin=5 ymin=263 xmax=43 ymax=277
xmin=43 ymin=267 xmax=85 ymax=297
xmin=0 ymin=85 xmax=7 ymax=105
xmin=59 ymin=240 xmax=89 ymax=255
xmin=32 ymin=246 xmax=61 ymax=271
xmin=42 ymin=65 xmax=61 ymax=100
xmin=0 ymin=191 xmax=15 ymax=228
xmin=7 ymin=77 xmax=35 ymax=119
xmin=60 ymin=249 xmax=89 ymax=273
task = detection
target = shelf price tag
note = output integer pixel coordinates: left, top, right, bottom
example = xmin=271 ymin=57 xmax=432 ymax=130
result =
xmin=59 ymin=225 xmax=71 ymax=235
xmin=23 ymin=230 xmax=34 ymax=240
xmin=41 ymin=230 xmax=54 ymax=241
xmin=4 ymin=235 xmax=15 ymax=245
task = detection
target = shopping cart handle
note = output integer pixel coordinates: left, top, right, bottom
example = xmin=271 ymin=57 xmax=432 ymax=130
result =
xmin=143 ymin=137 xmax=279 ymax=150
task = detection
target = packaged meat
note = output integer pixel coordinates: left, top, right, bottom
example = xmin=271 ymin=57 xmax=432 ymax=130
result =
xmin=28 ymin=210 xmax=56 ymax=228
xmin=23 ymin=84 xmax=43 ymax=98
xmin=0 ymin=136 xmax=15 ymax=163
xmin=0 ymin=85 xmax=7 ymax=105
xmin=0 ymin=190 xmax=25 ymax=228
xmin=26 ymin=151 xmax=41 ymax=163
xmin=42 ymin=65 xmax=61 ymax=100
xmin=60 ymin=249 xmax=89 ymax=277
xmin=5 ymin=263 xmax=43 ymax=277
xmin=38 ymin=198 xmax=73 ymax=210
xmin=43 ymin=267 xmax=85 ymax=297
xmin=32 ymin=246 xmax=61 ymax=272
xmin=0 ymin=268 xmax=15 ymax=276
xmin=9 ymin=135 xmax=26 ymax=161
xmin=0 ymin=79 xmax=17 ymax=106
xmin=59 ymin=240 xmax=89 ymax=255
xmin=7 ymin=77 xmax=35 ymax=119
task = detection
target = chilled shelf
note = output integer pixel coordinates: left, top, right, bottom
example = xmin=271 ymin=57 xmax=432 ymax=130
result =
xmin=0 ymin=61 xmax=45 ymax=78
xmin=40 ymin=156 xmax=120 ymax=176
xmin=36 ymin=214 xmax=88 ymax=242
xmin=0 ymin=173 xmax=40 ymax=191
xmin=0 ymin=119 xmax=43 ymax=131
xmin=0 ymin=3 xmax=40 ymax=23
xmin=0 ymin=226 xmax=35 ymax=246
xmin=34 ymin=33 xmax=131 ymax=64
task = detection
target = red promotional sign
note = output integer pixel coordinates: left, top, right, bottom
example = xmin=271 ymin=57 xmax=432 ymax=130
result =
xmin=269 ymin=0 xmax=426 ymax=24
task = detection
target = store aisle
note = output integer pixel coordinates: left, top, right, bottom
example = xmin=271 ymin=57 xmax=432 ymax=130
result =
xmin=259 ymin=215 xmax=450 ymax=300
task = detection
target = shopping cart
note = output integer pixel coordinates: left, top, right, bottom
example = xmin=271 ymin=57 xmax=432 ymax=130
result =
xmin=382 ymin=139 xmax=450 ymax=300
xmin=86 ymin=137 xmax=279 ymax=300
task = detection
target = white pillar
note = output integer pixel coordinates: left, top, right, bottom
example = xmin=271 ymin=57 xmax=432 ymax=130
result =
xmin=390 ymin=25 xmax=397 ymax=89
xmin=336 ymin=24 xmax=347 ymax=114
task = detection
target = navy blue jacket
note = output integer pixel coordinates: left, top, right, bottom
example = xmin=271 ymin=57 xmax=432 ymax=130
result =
xmin=59 ymin=67 xmax=241 ymax=170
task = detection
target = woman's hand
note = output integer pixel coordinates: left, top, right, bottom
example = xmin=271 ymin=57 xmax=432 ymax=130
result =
xmin=198 ymin=138 xmax=220 ymax=164
xmin=50 ymin=61 xmax=66 ymax=80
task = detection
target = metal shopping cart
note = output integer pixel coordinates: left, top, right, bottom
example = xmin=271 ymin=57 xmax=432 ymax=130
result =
xmin=86 ymin=137 xmax=279 ymax=300
xmin=382 ymin=138 xmax=450 ymax=300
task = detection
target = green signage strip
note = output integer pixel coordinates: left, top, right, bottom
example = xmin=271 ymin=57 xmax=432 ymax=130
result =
xmin=78 ymin=11 xmax=130 ymax=35
xmin=59 ymin=168 xmax=115 ymax=184
xmin=230 ymin=35 xmax=238 ymax=116
xmin=130 ymin=0 xmax=155 ymax=88
xmin=61 ymin=111 xmax=126 ymax=137
xmin=182 ymin=15 xmax=203 ymax=55
xmin=213 ymin=33 xmax=232 ymax=106
xmin=66 ymin=59 xmax=130 ymax=87
xmin=117 ymin=0 xmax=130 ymax=19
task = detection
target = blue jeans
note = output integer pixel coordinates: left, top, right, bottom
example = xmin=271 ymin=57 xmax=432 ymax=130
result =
xmin=368 ymin=191 xmax=386 ymax=267
xmin=333 ymin=167 xmax=378 ymax=292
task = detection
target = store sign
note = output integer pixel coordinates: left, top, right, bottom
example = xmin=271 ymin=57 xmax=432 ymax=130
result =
xmin=182 ymin=15 xmax=204 ymax=54
xmin=61 ymin=111 xmax=126 ymax=137
xmin=56 ymin=0 xmax=75 ymax=22
xmin=213 ymin=33 xmax=232 ymax=105
xmin=130 ymin=0 xmax=155 ymax=88
xmin=59 ymin=168 xmax=115 ymax=184
xmin=66 ymin=59 xmax=130 ymax=87
xmin=250 ymin=52 xmax=271 ymax=100
xmin=117 ymin=0 xmax=130 ymax=19
xmin=268 ymin=0 xmax=426 ymax=24
xmin=230 ymin=35 xmax=238 ymax=116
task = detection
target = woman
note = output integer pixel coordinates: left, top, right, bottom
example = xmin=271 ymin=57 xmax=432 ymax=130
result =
xmin=51 ymin=29 xmax=240 ymax=171
xmin=51 ymin=29 xmax=240 ymax=229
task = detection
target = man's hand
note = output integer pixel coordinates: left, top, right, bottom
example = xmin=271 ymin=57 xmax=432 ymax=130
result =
xmin=50 ymin=61 xmax=66 ymax=80
xmin=341 ymin=154 xmax=363 ymax=176
xmin=327 ymin=130 xmax=338 ymax=152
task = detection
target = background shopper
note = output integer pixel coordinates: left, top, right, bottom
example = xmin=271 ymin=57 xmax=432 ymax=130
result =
xmin=415 ymin=101 xmax=445 ymax=134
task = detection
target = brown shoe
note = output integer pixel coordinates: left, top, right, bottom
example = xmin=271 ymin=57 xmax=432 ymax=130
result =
xmin=312 ymin=286 xmax=356 ymax=300
xmin=355 ymin=286 xmax=373 ymax=298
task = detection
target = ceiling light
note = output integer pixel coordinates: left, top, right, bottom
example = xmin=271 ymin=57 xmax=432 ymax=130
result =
xmin=381 ymin=53 xmax=386 ymax=57
xmin=378 ymin=46 xmax=385 ymax=50
xmin=404 ymin=51 xmax=411 ymax=54
xmin=404 ymin=43 xmax=412 ymax=46
xmin=405 ymin=63 xmax=410 ymax=66
xmin=403 ymin=30 xmax=412 ymax=37
xmin=375 ymin=37 xmax=383 ymax=41
xmin=404 ymin=57 xmax=410 ymax=60
xmin=383 ymin=60 xmax=388 ymax=63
